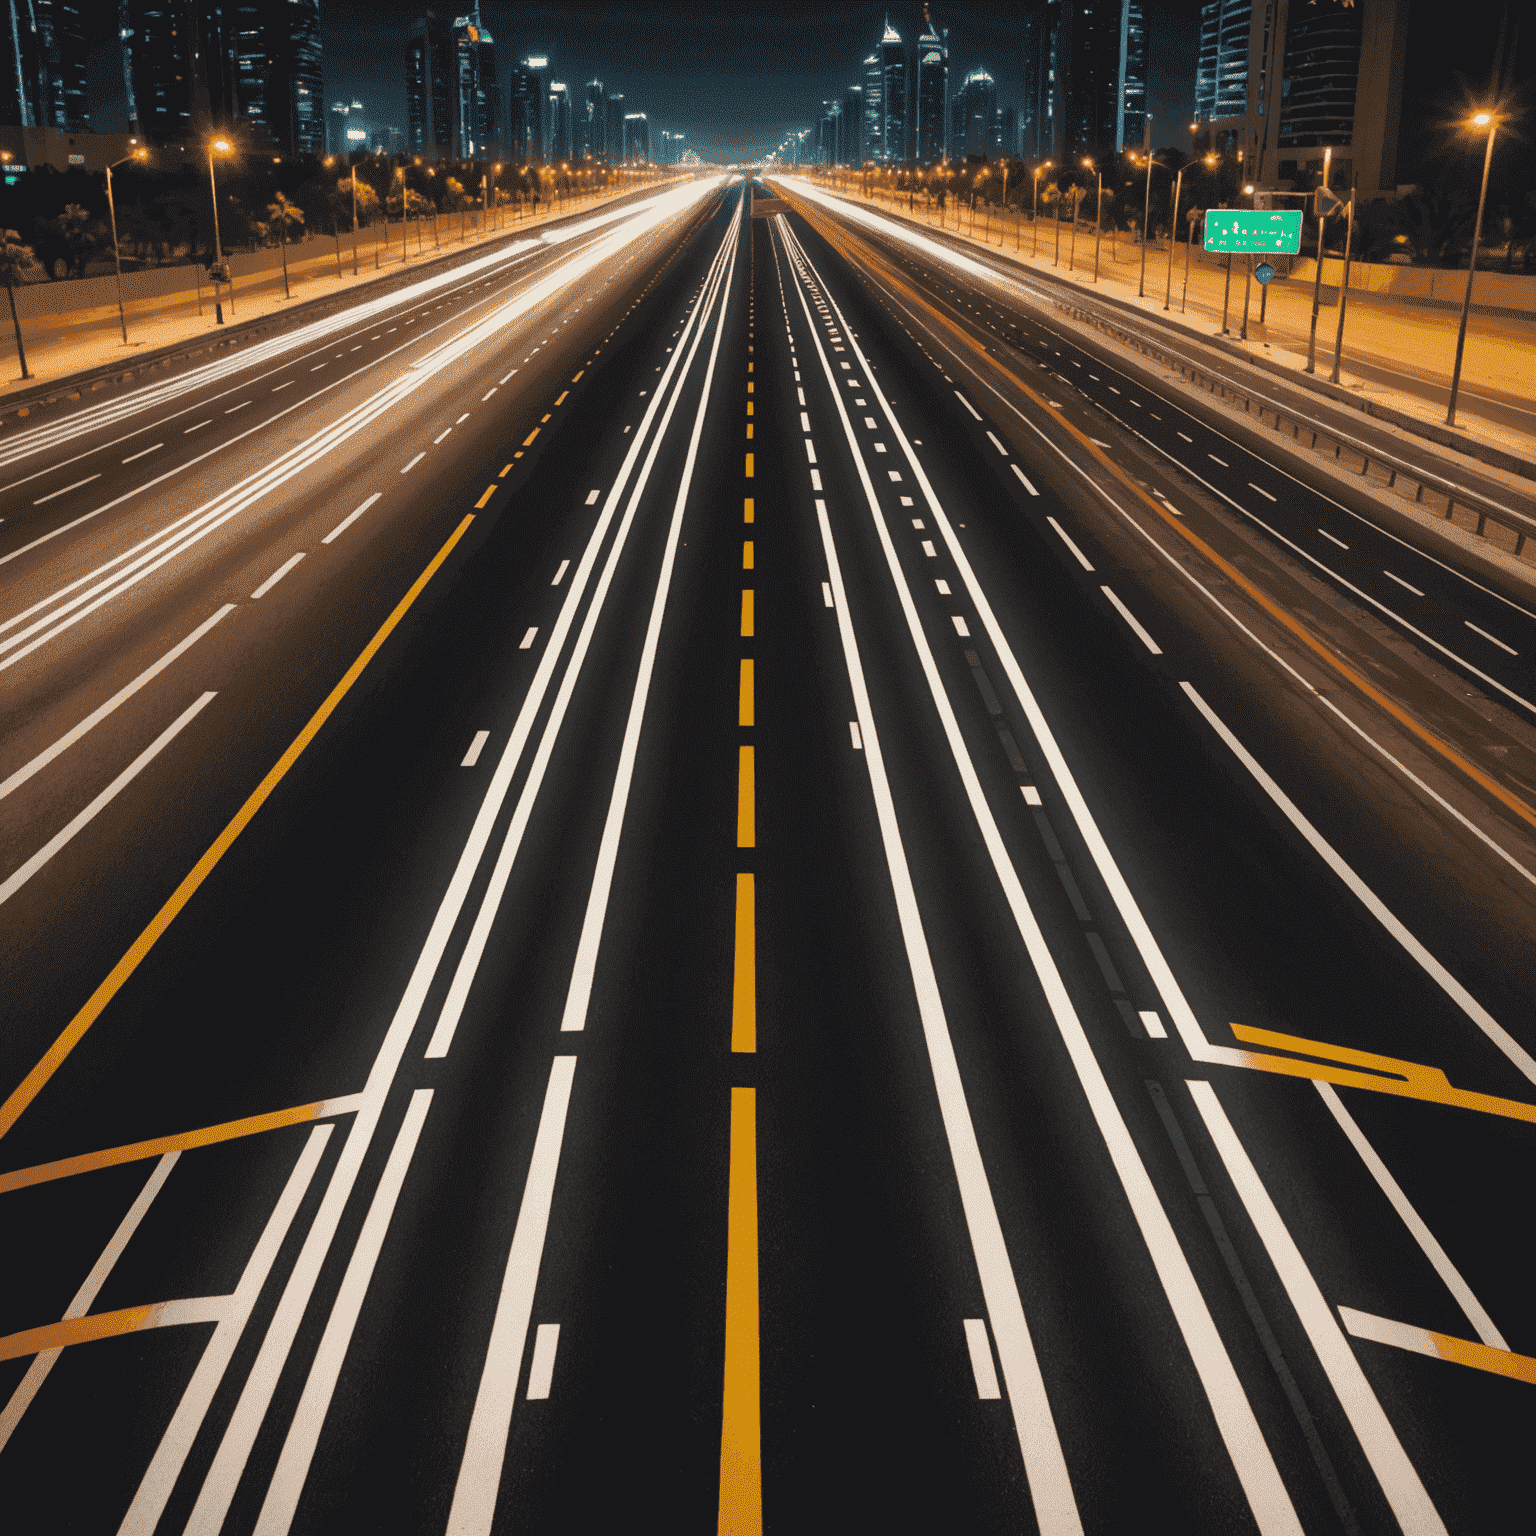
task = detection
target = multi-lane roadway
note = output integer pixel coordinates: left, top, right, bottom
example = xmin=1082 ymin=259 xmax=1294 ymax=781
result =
xmin=1 ymin=174 xmax=1531 ymax=1534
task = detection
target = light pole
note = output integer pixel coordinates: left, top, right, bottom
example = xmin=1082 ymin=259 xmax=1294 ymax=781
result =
xmin=1330 ymin=180 xmax=1357 ymax=384
xmin=1447 ymin=111 xmax=1499 ymax=427
xmin=1068 ymin=182 xmax=1082 ymax=273
xmin=103 ymin=144 xmax=148 ymax=344
xmin=1032 ymin=161 xmax=1051 ymax=256
xmin=1306 ymin=145 xmax=1333 ymax=373
xmin=205 ymin=138 xmax=232 ymax=323
xmin=1136 ymin=149 xmax=1158 ymax=295
xmin=1164 ymin=164 xmax=1184 ymax=311
xmin=1084 ymin=158 xmax=1103 ymax=281
xmin=350 ymin=163 xmax=359 ymax=275
xmin=1239 ymin=182 xmax=1256 ymax=339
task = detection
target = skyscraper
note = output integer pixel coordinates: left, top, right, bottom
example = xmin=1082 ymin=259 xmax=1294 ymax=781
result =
xmin=1119 ymin=0 xmax=1148 ymax=150
xmin=914 ymin=10 xmax=948 ymax=164
xmin=3 ymin=0 xmax=90 ymax=131
xmin=862 ymin=53 xmax=883 ymax=163
xmin=118 ymin=0 xmax=209 ymax=141
xmin=605 ymin=91 xmax=625 ymax=163
xmin=879 ymin=18 xmax=908 ymax=163
xmin=451 ymin=5 xmax=498 ymax=159
xmin=953 ymin=67 xmax=996 ymax=160
xmin=622 ymin=110 xmax=647 ymax=161
xmin=406 ymin=10 xmax=455 ymax=157
xmin=581 ymin=78 xmax=606 ymax=159
xmin=509 ymin=56 xmax=545 ymax=164
xmin=1195 ymin=0 xmax=1255 ymax=122
xmin=229 ymin=0 xmax=323 ymax=155
xmin=841 ymin=84 xmax=864 ymax=164
xmin=1023 ymin=0 xmax=1145 ymax=164
xmin=546 ymin=80 xmax=571 ymax=161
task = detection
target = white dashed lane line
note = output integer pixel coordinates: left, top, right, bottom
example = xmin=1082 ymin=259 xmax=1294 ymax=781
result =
xmin=1465 ymin=621 xmax=1518 ymax=656
xmin=1382 ymin=570 xmax=1425 ymax=597
xmin=1319 ymin=529 xmax=1349 ymax=550
xmin=1101 ymin=587 xmax=1163 ymax=654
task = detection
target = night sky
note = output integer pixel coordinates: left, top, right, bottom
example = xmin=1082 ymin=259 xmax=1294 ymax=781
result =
xmin=318 ymin=1 xmax=1206 ymax=164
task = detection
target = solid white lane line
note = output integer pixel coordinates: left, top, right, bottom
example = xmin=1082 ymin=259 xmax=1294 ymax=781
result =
xmin=445 ymin=1057 xmax=576 ymax=1536
xmin=0 ymin=605 xmax=232 ymax=803
xmin=781 ymin=229 xmax=1082 ymax=1536
xmin=121 ymin=443 xmax=163 ymax=463
xmin=1180 ymin=683 xmax=1536 ymax=1083
xmin=1248 ymin=483 xmax=1276 ymax=501
xmin=955 ymin=391 xmax=982 ymax=420
xmin=1319 ymin=529 xmax=1349 ymax=549
xmin=787 ymin=223 xmax=1303 ymax=1536
xmin=525 ymin=1323 xmax=560 ymax=1400
xmin=1046 ymin=517 xmax=1094 ymax=572
xmin=0 ymin=1152 xmax=179 ymax=1451
xmin=251 ymin=552 xmax=305 ymax=600
xmin=1101 ymin=587 xmax=1162 ymax=654
xmin=462 ymin=731 xmax=490 ymax=768
xmin=1465 ymin=619 xmax=1517 ymax=655
xmin=401 ymin=453 xmax=425 ymax=473
xmin=0 ymin=691 xmax=217 ymax=908
xmin=183 ymin=211 xmax=735 ymax=1536
xmin=964 ymin=1319 xmax=1002 ymax=1399
xmin=822 ymin=581 xmax=834 ymax=607
xmin=123 ymin=1126 xmax=333 ymax=1536
xmin=519 ymin=627 xmax=538 ymax=649
xmin=1382 ymin=570 xmax=1424 ymax=597
xmin=1187 ymin=1081 xmax=1447 ymax=1535
xmin=552 ymin=559 xmax=570 ymax=585
xmin=986 ymin=430 xmax=1008 ymax=456
xmin=1010 ymin=464 xmax=1039 ymax=495
xmin=1312 ymin=1083 xmax=1506 ymax=1348
xmin=32 ymin=474 xmax=101 ymax=505
xmin=252 ymin=1091 xmax=434 ymax=1536
xmin=322 ymin=492 xmax=382 ymax=544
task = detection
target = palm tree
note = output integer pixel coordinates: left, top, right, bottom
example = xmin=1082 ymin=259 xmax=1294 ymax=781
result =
xmin=0 ymin=229 xmax=35 ymax=379
xmin=267 ymin=192 xmax=305 ymax=299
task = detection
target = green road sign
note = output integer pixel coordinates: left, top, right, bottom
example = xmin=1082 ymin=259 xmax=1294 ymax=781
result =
xmin=1203 ymin=209 xmax=1303 ymax=254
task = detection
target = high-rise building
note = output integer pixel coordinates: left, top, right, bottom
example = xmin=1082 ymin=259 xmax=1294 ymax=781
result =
xmin=580 ymin=78 xmax=605 ymax=159
xmin=1193 ymin=0 xmax=1411 ymax=196
xmin=451 ymin=5 xmax=498 ymax=159
xmin=1119 ymin=0 xmax=1147 ymax=150
xmin=914 ymin=10 xmax=948 ymax=164
xmin=546 ymin=81 xmax=571 ymax=161
xmin=1022 ymin=1 xmax=1146 ymax=164
xmin=1018 ymin=4 xmax=1053 ymax=160
xmin=605 ymin=90 xmax=625 ymax=163
xmin=862 ymin=53 xmax=882 ymax=162
xmin=879 ymin=18 xmax=908 ymax=163
xmin=622 ymin=110 xmax=647 ymax=161
xmin=841 ymin=84 xmax=864 ymax=164
xmin=509 ymin=56 xmax=545 ymax=164
xmin=3 ymin=0 xmax=90 ymax=131
xmin=406 ymin=10 xmax=455 ymax=157
xmin=229 ymin=0 xmax=323 ymax=155
xmin=953 ymin=67 xmax=996 ymax=160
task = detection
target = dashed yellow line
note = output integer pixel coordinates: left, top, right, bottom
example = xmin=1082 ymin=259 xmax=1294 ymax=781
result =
xmin=718 ymin=1087 xmax=762 ymax=1533
xmin=732 ymin=875 xmax=756 ymax=1054
xmin=737 ymin=746 xmax=755 ymax=848
xmin=745 ymin=452 xmax=754 ymax=478
xmin=739 ymin=659 xmax=754 ymax=726
xmin=743 ymin=497 xmax=754 ymax=524
xmin=740 ymin=589 xmax=754 ymax=636
xmin=522 ymin=428 xmax=540 ymax=446
xmin=554 ymin=391 xmax=569 ymax=405
xmin=475 ymin=484 xmax=498 ymax=508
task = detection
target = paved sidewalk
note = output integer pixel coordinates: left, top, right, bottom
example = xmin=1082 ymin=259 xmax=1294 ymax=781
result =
xmin=0 ymin=187 xmax=633 ymax=402
xmin=823 ymin=183 xmax=1536 ymax=465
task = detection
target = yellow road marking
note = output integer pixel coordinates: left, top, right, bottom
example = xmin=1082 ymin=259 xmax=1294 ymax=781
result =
xmin=746 ymin=425 xmax=753 ymax=439
xmin=739 ymin=659 xmax=754 ymax=726
xmin=1230 ymin=1023 xmax=1536 ymax=1124
xmin=743 ymin=497 xmax=754 ymax=524
xmin=1340 ymin=1306 xmax=1536 ymax=1384
xmin=788 ymin=195 xmax=1536 ymax=835
xmin=741 ymin=589 xmax=754 ymax=637
xmin=743 ymin=540 xmax=754 ymax=570
xmin=732 ymin=875 xmax=755 ymax=1053
xmin=523 ymin=428 xmax=540 ymax=446
xmin=737 ymin=746 xmax=755 ymax=847
xmin=0 ymin=1095 xmax=362 ymax=1195
xmin=718 ymin=1087 xmax=762 ymax=1533
xmin=745 ymin=452 xmax=754 ymax=478
xmin=571 ymin=370 xmax=584 ymax=381
xmin=554 ymin=391 xmax=568 ymax=405
xmin=0 ymin=1298 xmax=226 ymax=1362
xmin=498 ymin=463 xmax=513 ymax=477
xmin=746 ymin=402 xmax=753 ymax=415
xmin=475 ymin=484 xmax=498 ymax=508
xmin=746 ymin=382 xmax=753 ymax=393
xmin=0 ymin=518 xmax=476 ymax=1143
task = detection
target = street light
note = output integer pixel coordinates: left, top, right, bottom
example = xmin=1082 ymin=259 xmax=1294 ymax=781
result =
xmin=1239 ymin=182 xmax=1256 ymax=340
xmin=206 ymin=138 xmax=233 ymax=323
xmin=1163 ymin=162 xmax=1185 ymax=311
xmin=1136 ymin=144 xmax=1161 ymax=297
xmin=1306 ymin=145 xmax=1333 ymax=373
xmin=1447 ymin=111 xmax=1499 ymax=427
xmin=1032 ymin=161 xmax=1052 ymax=256
xmin=104 ymin=143 xmax=148 ymax=344
xmin=1083 ymin=157 xmax=1103 ymax=281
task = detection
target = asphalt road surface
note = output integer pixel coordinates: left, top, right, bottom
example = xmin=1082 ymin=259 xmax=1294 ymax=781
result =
xmin=1 ymin=176 xmax=1532 ymax=1535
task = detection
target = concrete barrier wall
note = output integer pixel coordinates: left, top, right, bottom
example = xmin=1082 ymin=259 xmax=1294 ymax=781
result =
xmin=1286 ymin=257 xmax=1536 ymax=313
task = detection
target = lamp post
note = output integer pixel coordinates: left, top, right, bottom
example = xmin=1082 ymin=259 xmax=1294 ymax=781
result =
xmin=1068 ymin=182 xmax=1082 ymax=273
xmin=1033 ymin=161 xmax=1051 ymax=256
xmin=350 ymin=163 xmax=359 ymax=275
xmin=103 ymin=145 xmax=148 ymax=344
xmin=1083 ymin=158 xmax=1103 ymax=281
xmin=1330 ymin=179 xmax=1357 ymax=384
xmin=1447 ymin=112 xmax=1499 ymax=427
xmin=1306 ymin=145 xmax=1333 ymax=373
xmin=1184 ymin=206 xmax=1200 ymax=313
xmin=1163 ymin=164 xmax=1184 ymax=310
xmin=1239 ymin=182 xmax=1255 ymax=339
xmin=206 ymin=138 xmax=232 ymax=323
xmin=1138 ymin=148 xmax=1157 ymax=296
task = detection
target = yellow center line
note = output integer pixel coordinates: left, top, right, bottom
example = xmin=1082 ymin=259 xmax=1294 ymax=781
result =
xmin=0 ymin=518 xmax=476 ymax=1143
xmin=0 ymin=1094 xmax=363 ymax=1195
xmin=523 ymin=428 xmax=540 ymax=446
xmin=740 ymin=589 xmax=754 ymax=637
xmin=732 ymin=875 xmax=756 ymax=1054
xmin=743 ymin=541 xmax=754 ymax=570
xmin=746 ymin=401 xmax=753 ymax=415
xmin=743 ymin=497 xmax=754 ymax=524
xmin=1230 ymin=1023 xmax=1536 ymax=1124
xmin=788 ymin=194 xmax=1536 ymax=836
xmin=475 ymin=484 xmax=498 ymax=508
xmin=746 ymin=424 xmax=753 ymax=439
xmin=737 ymin=746 xmax=755 ymax=847
xmin=498 ymin=462 xmax=513 ymax=477
xmin=745 ymin=452 xmax=754 ymax=478
xmin=0 ymin=1297 xmax=228 ymax=1362
xmin=554 ymin=391 xmax=568 ymax=405
xmin=739 ymin=659 xmax=754 ymax=726
xmin=571 ymin=370 xmax=584 ymax=381
xmin=718 ymin=1086 xmax=762 ymax=1533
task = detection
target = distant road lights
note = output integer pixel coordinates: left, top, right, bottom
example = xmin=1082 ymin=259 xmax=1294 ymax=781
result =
xmin=1448 ymin=110 xmax=1500 ymax=426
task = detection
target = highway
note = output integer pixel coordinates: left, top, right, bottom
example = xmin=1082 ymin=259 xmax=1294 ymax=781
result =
xmin=0 ymin=175 xmax=1531 ymax=1534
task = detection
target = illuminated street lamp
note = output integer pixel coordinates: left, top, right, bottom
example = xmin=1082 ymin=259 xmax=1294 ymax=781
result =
xmin=1082 ymin=156 xmax=1102 ymax=281
xmin=104 ymin=142 xmax=149 ymax=344
xmin=1447 ymin=111 xmax=1499 ymax=427
xmin=1239 ymin=182 xmax=1256 ymax=340
xmin=1032 ymin=161 xmax=1052 ymax=256
xmin=1163 ymin=161 xmax=1185 ymax=311
xmin=206 ymin=138 xmax=233 ymax=323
